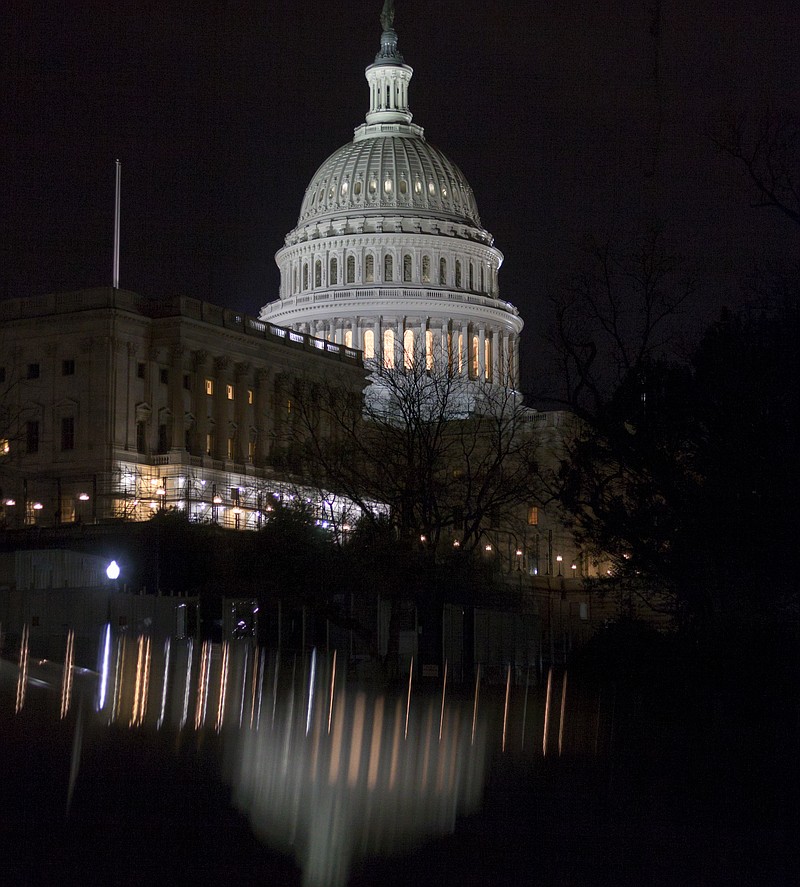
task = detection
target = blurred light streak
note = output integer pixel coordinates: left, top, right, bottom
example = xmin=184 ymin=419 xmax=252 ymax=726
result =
xmin=367 ymin=695 xmax=384 ymax=790
xmin=543 ymin=666 xmax=553 ymax=757
xmin=558 ymin=670 xmax=568 ymax=757
xmin=215 ymin=641 xmax=230 ymax=733
xmin=195 ymin=640 xmax=211 ymax=730
xmin=255 ymin=648 xmax=266 ymax=730
xmin=405 ymin=656 xmax=413 ymax=739
xmin=130 ymin=634 xmax=151 ymax=727
xmin=157 ymin=638 xmax=171 ymax=730
xmin=112 ymin=637 xmax=126 ymax=723
xmin=180 ymin=638 xmax=194 ymax=730
xmin=471 ymin=663 xmax=481 ymax=746
xmin=60 ymin=629 xmax=75 ymax=719
xmin=520 ymin=665 xmax=530 ymax=751
xmin=348 ymin=692 xmax=366 ymax=787
xmin=96 ymin=623 xmax=112 ymax=712
xmin=502 ymin=663 xmax=511 ymax=753
xmin=306 ymin=648 xmax=317 ymax=736
xmin=327 ymin=650 xmax=337 ymax=734
xmin=15 ymin=624 xmax=30 ymax=713
xmin=439 ymin=659 xmax=448 ymax=742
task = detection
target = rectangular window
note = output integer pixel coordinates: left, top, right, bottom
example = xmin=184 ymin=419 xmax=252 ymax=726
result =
xmin=248 ymin=440 xmax=256 ymax=462
xmin=206 ymin=433 xmax=214 ymax=456
xmin=26 ymin=421 xmax=39 ymax=454
xmin=136 ymin=421 xmax=146 ymax=454
xmin=60 ymin=416 xmax=75 ymax=451
xmin=226 ymin=384 xmax=234 ymax=400
xmin=0 ymin=438 xmax=9 ymax=456
xmin=527 ymin=505 xmax=539 ymax=526
xmin=183 ymin=374 xmax=191 ymax=391
xmin=227 ymin=437 xmax=235 ymax=459
xmin=205 ymin=379 xmax=214 ymax=396
xmin=62 ymin=359 xmax=75 ymax=376
xmin=247 ymin=389 xmax=254 ymax=405
xmin=185 ymin=428 xmax=192 ymax=451
xmin=160 ymin=368 xmax=169 ymax=385
xmin=231 ymin=488 xmax=240 ymax=505
xmin=0 ymin=367 xmax=5 ymax=383
xmin=157 ymin=424 xmax=169 ymax=454
xmin=137 ymin=362 xmax=146 ymax=379
xmin=27 ymin=363 xmax=40 ymax=380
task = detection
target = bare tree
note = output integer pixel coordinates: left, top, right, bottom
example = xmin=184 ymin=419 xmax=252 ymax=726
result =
xmin=714 ymin=109 xmax=800 ymax=228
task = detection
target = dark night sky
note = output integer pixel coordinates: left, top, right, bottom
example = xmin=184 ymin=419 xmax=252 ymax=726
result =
xmin=3 ymin=0 xmax=798 ymax=396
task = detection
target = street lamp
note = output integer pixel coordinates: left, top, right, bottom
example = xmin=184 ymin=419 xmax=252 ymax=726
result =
xmin=106 ymin=560 xmax=120 ymax=581
xmin=556 ymin=554 xmax=563 ymax=576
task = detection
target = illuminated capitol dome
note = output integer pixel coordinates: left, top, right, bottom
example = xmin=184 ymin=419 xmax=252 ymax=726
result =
xmin=260 ymin=2 xmax=523 ymax=400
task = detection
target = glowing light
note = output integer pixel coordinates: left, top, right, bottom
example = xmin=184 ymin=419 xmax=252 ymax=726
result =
xmin=78 ymin=493 xmax=90 ymax=501
xmin=305 ymin=648 xmax=317 ymax=736
xmin=15 ymin=624 xmax=30 ymax=714
xmin=4 ymin=499 xmax=15 ymax=506
xmin=556 ymin=555 xmax=563 ymax=563
xmin=60 ymin=629 xmax=75 ymax=719
xmin=484 ymin=544 xmax=492 ymax=552
xmin=106 ymin=560 xmax=120 ymax=580
xmin=96 ymin=623 xmax=112 ymax=712
xmin=327 ymin=650 xmax=337 ymax=734
xmin=157 ymin=638 xmax=171 ymax=730
xmin=33 ymin=502 xmax=43 ymax=510
xmin=215 ymin=641 xmax=230 ymax=733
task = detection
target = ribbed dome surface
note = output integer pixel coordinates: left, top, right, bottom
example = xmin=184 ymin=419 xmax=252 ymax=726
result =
xmin=297 ymin=133 xmax=482 ymax=228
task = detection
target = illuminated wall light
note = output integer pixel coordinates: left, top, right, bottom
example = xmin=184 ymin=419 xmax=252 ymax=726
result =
xmin=78 ymin=493 xmax=90 ymax=501
xmin=4 ymin=498 xmax=15 ymax=506
xmin=33 ymin=502 xmax=43 ymax=510
xmin=484 ymin=544 xmax=492 ymax=552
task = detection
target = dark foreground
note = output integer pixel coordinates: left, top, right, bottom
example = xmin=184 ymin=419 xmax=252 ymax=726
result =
xmin=1 ymin=693 xmax=796 ymax=887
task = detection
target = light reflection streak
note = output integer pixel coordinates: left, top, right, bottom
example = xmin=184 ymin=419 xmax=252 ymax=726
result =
xmin=543 ymin=666 xmax=553 ymax=757
xmin=471 ymin=663 xmax=481 ymax=746
xmin=255 ymin=648 xmax=265 ymax=730
xmin=130 ymin=634 xmax=151 ymax=727
xmin=195 ymin=640 xmax=211 ymax=730
xmin=60 ymin=629 xmax=75 ymax=719
xmin=502 ymin=663 xmax=511 ymax=753
xmin=215 ymin=641 xmax=230 ymax=733
xmin=327 ymin=650 xmax=336 ymax=734
xmin=180 ymin=638 xmax=193 ymax=730
xmin=157 ymin=638 xmax=171 ymax=730
xmin=439 ymin=659 xmax=448 ymax=742
xmin=15 ymin=624 xmax=30 ymax=714
xmin=96 ymin=623 xmax=112 ymax=712
xmin=404 ymin=656 xmax=413 ymax=739
xmin=558 ymin=670 xmax=568 ymax=757
xmin=306 ymin=648 xmax=316 ymax=736
xmin=111 ymin=637 xmax=126 ymax=723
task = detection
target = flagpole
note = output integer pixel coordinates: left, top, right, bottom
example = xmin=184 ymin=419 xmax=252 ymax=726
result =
xmin=113 ymin=159 xmax=121 ymax=289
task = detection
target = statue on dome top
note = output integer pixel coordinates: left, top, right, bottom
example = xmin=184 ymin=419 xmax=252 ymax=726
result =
xmin=380 ymin=0 xmax=395 ymax=32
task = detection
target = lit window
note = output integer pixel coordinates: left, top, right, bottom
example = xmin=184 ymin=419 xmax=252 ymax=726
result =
xmin=341 ymin=180 xmax=349 ymax=197
xmin=485 ymin=338 xmax=491 ymax=379
xmin=0 ymin=438 xmax=9 ymax=455
xmin=368 ymin=178 xmax=377 ymax=194
xmin=414 ymin=179 xmax=422 ymax=194
xmin=354 ymin=180 xmax=362 ymax=196
xmin=471 ymin=335 xmax=478 ymax=377
xmin=205 ymin=379 xmax=214 ymax=395
xmin=227 ymin=437 xmax=235 ymax=459
xmin=426 ymin=330 xmax=434 ymax=371
xmin=383 ymin=329 xmax=395 ymax=369
xmin=227 ymin=384 xmax=234 ymax=400
xmin=344 ymin=330 xmax=353 ymax=348
xmin=248 ymin=441 xmax=256 ymax=462
xmin=247 ymin=389 xmax=254 ymax=405
xmin=399 ymin=179 xmax=407 ymax=195
xmin=428 ymin=181 xmax=435 ymax=196
xmin=403 ymin=329 xmax=414 ymax=369
xmin=527 ymin=506 xmax=539 ymax=526
xmin=364 ymin=329 xmax=375 ymax=359
xmin=384 ymin=178 xmax=393 ymax=195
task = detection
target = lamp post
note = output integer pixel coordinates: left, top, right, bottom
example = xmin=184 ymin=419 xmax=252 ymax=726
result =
xmin=556 ymin=554 xmax=563 ymax=577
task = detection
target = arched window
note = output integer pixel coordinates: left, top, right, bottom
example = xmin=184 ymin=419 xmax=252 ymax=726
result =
xmin=471 ymin=335 xmax=479 ymax=378
xmin=403 ymin=254 xmax=412 ymax=282
xmin=426 ymin=330 xmax=434 ymax=370
xmin=384 ymin=254 xmax=393 ymax=281
xmin=346 ymin=255 xmax=355 ymax=283
xmin=365 ymin=254 xmax=375 ymax=283
xmin=439 ymin=257 xmax=447 ymax=286
xmin=469 ymin=263 xmax=474 ymax=290
xmin=484 ymin=337 xmax=492 ymax=380
xmin=314 ymin=260 xmax=322 ymax=288
xmin=364 ymin=329 xmax=375 ymax=359
xmin=344 ymin=329 xmax=353 ymax=348
xmin=383 ymin=329 xmax=395 ymax=369
xmin=458 ymin=332 xmax=464 ymax=374
xmin=480 ymin=265 xmax=485 ymax=292
xmin=403 ymin=329 xmax=414 ymax=369
xmin=330 ymin=256 xmax=338 ymax=285
xmin=455 ymin=260 xmax=462 ymax=288
xmin=303 ymin=263 xmax=309 ymax=290
xmin=422 ymin=255 xmax=431 ymax=283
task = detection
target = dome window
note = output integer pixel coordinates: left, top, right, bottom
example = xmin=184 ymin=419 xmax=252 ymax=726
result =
xmin=383 ymin=329 xmax=395 ymax=370
xmin=403 ymin=330 xmax=414 ymax=369
xmin=414 ymin=179 xmax=423 ymax=195
xmin=303 ymin=264 xmax=309 ymax=290
xmin=364 ymin=330 xmax=375 ymax=359
xmin=455 ymin=260 xmax=462 ymax=288
xmin=328 ymin=187 xmax=334 ymax=200
xmin=341 ymin=181 xmax=349 ymax=197
xmin=428 ymin=182 xmax=435 ymax=196
xmin=369 ymin=179 xmax=377 ymax=195
xmin=384 ymin=178 xmax=393 ymax=195
xmin=365 ymin=254 xmax=375 ymax=283
xmin=354 ymin=180 xmax=362 ymax=196
xmin=346 ymin=255 xmax=355 ymax=284
xmin=439 ymin=258 xmax=447 ymax=286
xmin=384 ymin=254 xmax=394 ymax=281
xmin=330 ymin=257 xmax=338 ymax=285
xmin=314 ymin=260 xmax=322 ymax=288
xmin=441 ymin=185 xmax=448 ymax=199
xmin=403 ymin=254 xmax=412 ymax=282
xmin=399 ymin=179 xmax=408 ymax=195
xmin=422 ymin=255 xmax=431 ymax=283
